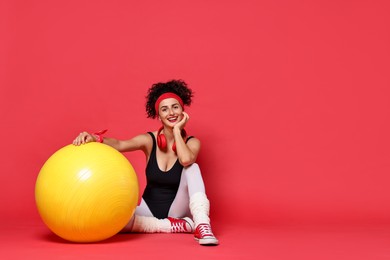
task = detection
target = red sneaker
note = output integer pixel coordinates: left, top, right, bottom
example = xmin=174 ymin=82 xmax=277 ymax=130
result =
xmin=194 ymin=223 xmax=219 ymax=245
xmin=168 ymin=217 xmax=194 ymax=233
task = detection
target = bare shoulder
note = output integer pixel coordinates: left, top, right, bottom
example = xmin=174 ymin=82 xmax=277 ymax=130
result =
xmin=187 ymin=136 xmax=200 ymax=144
xmin=120 ymin=132 xmax=153 ymax=152
xmin=136 ymin=132 xmax=154 ymax=141
xmin=134 ymin=132 xmax=153 ymax=148
xmin=187 ymin=136 xmax=201 ymax=150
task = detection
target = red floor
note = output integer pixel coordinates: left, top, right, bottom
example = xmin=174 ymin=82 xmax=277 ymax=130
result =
xmin=1 ymin=220 xmax=390 ymax=260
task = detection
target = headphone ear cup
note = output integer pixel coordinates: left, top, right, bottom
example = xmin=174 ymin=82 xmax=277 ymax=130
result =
xmin=157 ymin=132 xmax=167 ymax=150
xmin=172 ymin=142 xmax=177 ymax=153
xmin=157 ymin=127 xmax=167 ymax=150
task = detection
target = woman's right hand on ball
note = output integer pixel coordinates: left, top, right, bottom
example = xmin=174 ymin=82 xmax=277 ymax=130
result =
xmin=73 ymin=132 xmax=96 ymax=146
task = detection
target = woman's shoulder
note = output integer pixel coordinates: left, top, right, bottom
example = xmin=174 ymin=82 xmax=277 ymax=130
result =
xmin=186 ymin=135 xmax=200 ymax=145
xmin=132 ymin=132 xmax=154 ymax=154
xmin=146 ymin=130 xmax=158 ymax=136
xmin=186 ymin=131 xmax=199 ymax=140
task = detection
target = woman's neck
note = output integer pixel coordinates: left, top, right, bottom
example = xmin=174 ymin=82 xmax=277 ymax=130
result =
xmin=162 ymin=126 xmax=174 ymax=140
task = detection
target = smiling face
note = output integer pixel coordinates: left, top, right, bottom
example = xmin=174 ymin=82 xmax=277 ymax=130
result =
xmin=158 ymin=98 xmax=184 ymax=127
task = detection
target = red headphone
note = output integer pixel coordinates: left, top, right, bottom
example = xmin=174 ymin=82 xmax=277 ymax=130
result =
xmin=157 ymin=126 xmax=187 ymax=153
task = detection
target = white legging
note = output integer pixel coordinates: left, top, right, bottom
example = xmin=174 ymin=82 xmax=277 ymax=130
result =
xmin=136 ymin=163 xmax=205 ymax=218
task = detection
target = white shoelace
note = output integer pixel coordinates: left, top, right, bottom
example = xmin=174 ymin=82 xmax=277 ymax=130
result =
xmin=198 ymin=224 xmax=213 ymax=237
xmin=171 ymin=221 xmax=187 ymax=233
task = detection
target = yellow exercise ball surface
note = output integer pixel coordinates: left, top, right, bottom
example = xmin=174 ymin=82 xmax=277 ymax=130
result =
xmin=35 ymin=143 xmax=139 ymax=243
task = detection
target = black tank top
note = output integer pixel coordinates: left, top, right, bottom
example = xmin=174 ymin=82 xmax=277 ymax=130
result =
xmin=142 ymin=132 xmax=193 ymax=219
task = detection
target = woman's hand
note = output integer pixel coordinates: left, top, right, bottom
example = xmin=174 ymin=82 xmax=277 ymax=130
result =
xmin=174 ymin=111 xmax=189 ymax=131
xmin=72 ymin=132 xmax=96 ymax=146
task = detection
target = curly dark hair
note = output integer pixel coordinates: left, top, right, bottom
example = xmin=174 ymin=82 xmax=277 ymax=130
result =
xmin=145 ymin=79 xmax=193 ymax=118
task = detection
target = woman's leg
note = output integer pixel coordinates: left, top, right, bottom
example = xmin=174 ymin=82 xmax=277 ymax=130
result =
xmin=168 ymin=163 xmax=206 ymax=218
xmin=121 ymin=198 xmax=193 ymax=233
xmin=168 ymin=163 xmax=219 ymax=245
xmin=134 ymin=198 xmax=154 ymax=217
xmin=121 ymin=198 xmax=167 ymax=232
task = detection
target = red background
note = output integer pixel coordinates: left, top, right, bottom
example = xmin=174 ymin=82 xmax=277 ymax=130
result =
xmin=1 ymin=0 xmax=390 ymax=259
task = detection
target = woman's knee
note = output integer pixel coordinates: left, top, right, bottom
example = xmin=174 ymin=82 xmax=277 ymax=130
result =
xmin=185 ymin=162 xmax=200 ymax=172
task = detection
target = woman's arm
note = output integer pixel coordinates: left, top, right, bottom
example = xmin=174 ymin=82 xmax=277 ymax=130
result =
xmin=73 ymin=132 xmax=152 ymax=154
xmin=172 ymin=111 xmax=201 ymax=167
xmin=110 ymin=133 xmax=151 ymax=153
xmin=174 ymin=131 xmax=201 ymax=167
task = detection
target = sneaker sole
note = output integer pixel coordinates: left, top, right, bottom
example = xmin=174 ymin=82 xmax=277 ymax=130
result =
xmin=195 ymin=237 xmax=219 ymax=245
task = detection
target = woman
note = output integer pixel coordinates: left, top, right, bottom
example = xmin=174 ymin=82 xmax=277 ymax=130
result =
xmin=73 ymin=80 xmax=218 ymax=246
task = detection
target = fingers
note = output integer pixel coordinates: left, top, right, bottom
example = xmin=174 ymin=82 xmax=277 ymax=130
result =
xmin=72 ymin=132 xmax=93 ymax=146
xmin=182 ymin=111 xmax=190 ymax=121
xmin=175 ymin=112 xmax=189 ymax=130
xmin=72 ymin=132 xmax=83 ymax=146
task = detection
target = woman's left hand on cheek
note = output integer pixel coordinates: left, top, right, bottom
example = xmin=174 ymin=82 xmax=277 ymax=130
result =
xmin=176 ymin=112 xmax=189 ymax=130
xmin=182 ymin=111 xmax=189 ymax=121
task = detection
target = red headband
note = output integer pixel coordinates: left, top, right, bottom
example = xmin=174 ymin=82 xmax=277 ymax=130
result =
xmin=154 ymin=92 xmax=184 ymax=113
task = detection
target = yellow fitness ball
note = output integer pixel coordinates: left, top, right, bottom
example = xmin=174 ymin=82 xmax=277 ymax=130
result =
xmin=35 ymin=143 xmax=139 ymax=243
